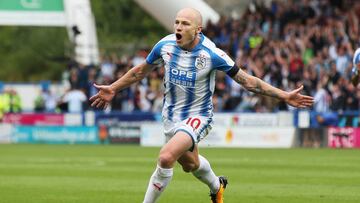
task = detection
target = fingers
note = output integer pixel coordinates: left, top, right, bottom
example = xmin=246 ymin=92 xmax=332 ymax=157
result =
xmin=297 ymin=103 xmax=310 ymax=108
xmin=302 ymin=97 xmax=314 ymax=104
xmin=93 ymin=83 xmax=101 ymax=89
xmin=90 ymin=97 xmax=109 ymax=109
xmin=90 ymin=98 xmax=101 ymax=107
xmin=303 ymin=101 xmax=314 ymax=107
xmin=300 ymin=98 xmax=314 ymax=107
xmin=298 ymin=98 xmax=314 ymax=108
xmin=89 ymin=94 xmax=98 ymax=102
xmin=302 ymin=95 xmax=314 ymax=100
xmin=96 ymin=100 xmax=105 ymax=108
xmin=99 ymin=101 xmax=110 ymax=109
xmin=302 ymin=95 xmax=314 ymax=102
xmin=93 ymin=83 xmax=108 ymax=92
xmin=294 ymin=85 xmax=304 ymax=93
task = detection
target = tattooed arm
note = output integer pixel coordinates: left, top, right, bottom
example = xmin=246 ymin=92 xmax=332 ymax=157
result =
xmin=89 ymin=62 xmax=154 ymax=108
xmin=232 ymin=68 xmax=314 ymax=108
xmin=233 ymin=68 xmax=287 ymax=99
xmin=110 ymin=62 xmax=154 ymax=92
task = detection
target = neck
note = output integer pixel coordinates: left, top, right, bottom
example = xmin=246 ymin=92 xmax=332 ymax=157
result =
xmin=182 ymin=34 xmax=200 ymax=51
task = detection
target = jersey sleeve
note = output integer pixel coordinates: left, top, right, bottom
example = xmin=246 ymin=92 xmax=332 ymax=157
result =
xmin=353 ymin=48 xmax=360 ymax=65
xmin=352 ymin=66 xmax=358 ymax=74
xmin=146 ymin=41 xmax=164 ymax=65
xmin=211 ymin=48 xmax=235 ymax=72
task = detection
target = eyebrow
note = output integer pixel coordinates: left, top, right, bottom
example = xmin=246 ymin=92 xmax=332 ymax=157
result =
xmin=175 ymin=18 xmax=192 ymax=24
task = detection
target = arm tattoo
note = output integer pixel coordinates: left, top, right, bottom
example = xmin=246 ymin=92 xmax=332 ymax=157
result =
xmin=132 ymin=72 xmax=139 ymax=79
xmin=131 ymin=67 xmax=141 ymax=80
xmin=247 ymin=78 xmax=282 ymax=99
xmin=234 ymin=72 xmax=282 ymax=99
xmin=233 ymin=70 xmax=247 ymax=85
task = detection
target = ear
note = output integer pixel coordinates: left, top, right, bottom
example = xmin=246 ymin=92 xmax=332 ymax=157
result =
xmin=196 ymin=26 xmax=202 ymax=34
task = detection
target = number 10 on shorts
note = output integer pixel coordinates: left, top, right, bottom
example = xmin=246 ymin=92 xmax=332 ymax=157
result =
xmin=186 ymin=117 xmax=201 ymax=129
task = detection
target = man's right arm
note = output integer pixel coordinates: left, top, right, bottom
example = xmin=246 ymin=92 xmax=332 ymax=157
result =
xmin=110 ymin=62 xmax=154 ymax=92
xmin=89 ymin=62 xmax=154 ymax=108
xmin=109 ymin=35 xmax=166 ymax=92
xmin=90 ymin=36 xmax=164 ymax=109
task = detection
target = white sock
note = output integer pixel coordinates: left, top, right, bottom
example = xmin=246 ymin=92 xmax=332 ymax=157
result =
xmin=192 ymin=155 xmax=220 ymax=194
xmin=143 ymin=165 xmax=173 ymax=203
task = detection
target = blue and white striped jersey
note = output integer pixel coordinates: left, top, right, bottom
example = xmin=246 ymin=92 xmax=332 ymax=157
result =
xmin=146 ymin=33 xmax=234 ymax=122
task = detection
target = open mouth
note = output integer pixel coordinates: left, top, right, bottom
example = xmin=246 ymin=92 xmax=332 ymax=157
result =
xmin=176 ymin=33 xmax=182 ymax=41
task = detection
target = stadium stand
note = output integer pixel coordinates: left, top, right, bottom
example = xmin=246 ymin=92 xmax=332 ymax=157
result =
xmin=0 ymin=1 xmax=357 ymax=119
xmin=59 ymin=0 xmax=359 ymax=115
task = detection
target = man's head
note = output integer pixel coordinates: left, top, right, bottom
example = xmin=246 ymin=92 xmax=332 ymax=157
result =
xmin=174 ymin=8 xmax=203 ymax=50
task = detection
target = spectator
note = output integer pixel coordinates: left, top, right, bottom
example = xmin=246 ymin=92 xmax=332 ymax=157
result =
xmin=34 ymin=90 xmax=45 ymax=112
xmin=111 ymin=69 xmax=133 ymax=111
xmin=6 ymin=89 xmax=21 ymax=113
xmin=313 ymin=82 xmax=330 ymax=113
xmin=100 ymin=55 xmax=116 ymax=81
xmin=335 ymin=45 xmax=351 ymax=77
xmin=61 ymin=86 xmax=87 ymax=113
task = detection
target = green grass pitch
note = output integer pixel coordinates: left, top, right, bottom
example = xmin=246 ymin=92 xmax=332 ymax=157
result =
xmin=0 ymin=144 xmax=359 ymax=203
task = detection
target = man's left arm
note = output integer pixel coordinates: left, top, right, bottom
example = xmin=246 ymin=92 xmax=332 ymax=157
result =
xmin=230 ymin=67 xmax=314 ymax=108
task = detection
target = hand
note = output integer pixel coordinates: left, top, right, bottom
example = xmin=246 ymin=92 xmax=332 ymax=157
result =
xmin=89 ymin=84 xmax=116 ymax=109
xmin=284 ymin=85 xmax=314 ymax=108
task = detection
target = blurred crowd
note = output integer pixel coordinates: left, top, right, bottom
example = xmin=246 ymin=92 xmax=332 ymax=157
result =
xmin=205 ymin=0 xmax=360 ymax=113
xmin=34 ymin=0 xmax=360 ymax=114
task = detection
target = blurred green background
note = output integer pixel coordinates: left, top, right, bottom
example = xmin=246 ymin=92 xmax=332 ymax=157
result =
xmin=0 ymin=0 xmax=167 ymax=82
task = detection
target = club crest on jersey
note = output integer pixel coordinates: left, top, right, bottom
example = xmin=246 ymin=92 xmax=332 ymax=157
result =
xmin=195 ymin=55 xmax=206 ymax=69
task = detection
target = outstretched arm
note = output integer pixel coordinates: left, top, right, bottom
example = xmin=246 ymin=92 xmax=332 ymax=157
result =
xmin=89 ymin=62 xmax=154 ymax=109
xmin=110 ymin=62 xmax=154 ymax=91
xmin=231 ymin=68 xmax=314 ymax=108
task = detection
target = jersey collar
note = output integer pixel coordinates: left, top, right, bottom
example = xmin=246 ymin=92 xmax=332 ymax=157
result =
xmin=192 ymin=32 xmax=204 ymax=51
xmin=178 ymin=32 xmax=204 ymax=52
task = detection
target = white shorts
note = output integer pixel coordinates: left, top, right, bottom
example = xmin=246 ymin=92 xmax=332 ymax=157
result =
xmin=163 ymin=116 xmax=213 ymax=151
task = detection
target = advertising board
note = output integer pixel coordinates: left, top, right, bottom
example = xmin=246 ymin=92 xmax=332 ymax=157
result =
xmin=140 ymin=123 xmax=295 ymax=148
xmin=107 ymin=122 xmax=142 ymax=144
xmin=3 ymin=113 xmax=64 ymax=125
xmin=295 ymin=128 xmax=327 ymax=148
xmin=0 ymin=124 xmax=12 ymax=143
xmin=140 ymin=123 xmax=165 ymax=146
xmin=200 ymin=127 xmax=295 ymax=148
xmin=0 ymin=0 xmax=66 ymax=26
xmin=213 ymin=113 xmax=279 ymax=127
xmin=11 ymin=126 xmax=98 ymax=144
xmin=328 ymin=127 xmax=360 ymax=148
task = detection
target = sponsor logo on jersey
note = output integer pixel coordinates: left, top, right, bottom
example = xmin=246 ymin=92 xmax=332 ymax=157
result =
xmin=169 ymin=68 xmax=196 ymax=87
